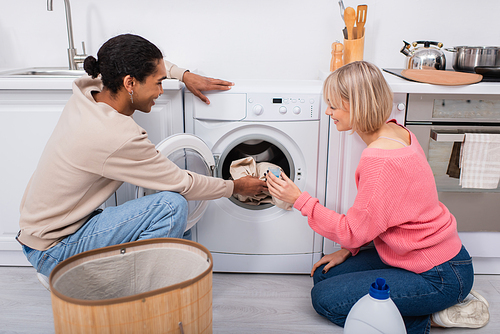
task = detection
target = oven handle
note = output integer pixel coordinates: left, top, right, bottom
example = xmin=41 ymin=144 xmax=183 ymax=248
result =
xmin=430 ymin=130 xmax=465 ymax=142
xmin=430 ymin=129 xmax=500 ymax=142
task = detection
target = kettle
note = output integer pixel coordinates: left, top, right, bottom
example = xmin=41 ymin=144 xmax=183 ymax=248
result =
xmin=400 ymin=40 xmax=446 ymax=70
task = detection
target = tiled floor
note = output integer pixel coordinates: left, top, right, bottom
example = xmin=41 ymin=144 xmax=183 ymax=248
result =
xmin=0 ymin=266 xmax=497 ymax=333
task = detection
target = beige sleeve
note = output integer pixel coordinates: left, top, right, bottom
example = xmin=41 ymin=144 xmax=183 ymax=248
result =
xmin=102 ymin=131 xmax=234 ymax=200
xmin=164 ymin=59 xmax=188 ymax=81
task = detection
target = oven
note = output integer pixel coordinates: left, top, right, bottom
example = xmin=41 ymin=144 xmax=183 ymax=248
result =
xmin=406 ymin=93 xmax=500 ymax=232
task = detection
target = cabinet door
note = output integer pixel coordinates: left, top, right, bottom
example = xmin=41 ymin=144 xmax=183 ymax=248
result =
xmin=0 ymin=90 xmax=71 ymax=265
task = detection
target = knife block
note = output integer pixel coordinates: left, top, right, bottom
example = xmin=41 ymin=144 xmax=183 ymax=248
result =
xmin=344 ymin=27 xmax=364 ymax=64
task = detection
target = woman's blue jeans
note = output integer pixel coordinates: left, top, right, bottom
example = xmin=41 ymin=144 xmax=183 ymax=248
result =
xmin=311 ymin=246 xmax=474 ymax=334
xmin=22 ymin=191 xmax=188 ymax=277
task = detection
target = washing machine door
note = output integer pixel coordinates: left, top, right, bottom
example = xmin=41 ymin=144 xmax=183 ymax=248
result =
xmin=136 ymin=134 xmax=215 ymax=231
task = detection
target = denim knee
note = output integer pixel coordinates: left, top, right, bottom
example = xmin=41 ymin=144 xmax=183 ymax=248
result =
xmin=156 ymin=191 xmax=188 ymax=213
xmin=174 ymin=193 xmax=188 ymax=221
xmin=156 ymin=191 xmax=188 ymax=233
xmin=311 ymin=283 xmax=346 ymax=327
xmin=311 ymin=284 xmax=327 ymax=317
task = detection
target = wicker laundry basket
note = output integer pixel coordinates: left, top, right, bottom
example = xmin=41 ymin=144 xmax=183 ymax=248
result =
xmin=49 ymin=238 xmax=213 ymax=334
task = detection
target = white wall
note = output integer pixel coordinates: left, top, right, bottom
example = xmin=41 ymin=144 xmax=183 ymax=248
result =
xmin=1 ymin=0 xmax=499 ymax=80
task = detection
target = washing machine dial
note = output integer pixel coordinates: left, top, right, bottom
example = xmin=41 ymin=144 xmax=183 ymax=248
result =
xmin=279 ymin=106 xmax=287 ymax=114
xmin=253 ymin=104 xmax=264 ymax=115
xmin=293 ymin=106 xmax=301 ymax=115
xmin=397 ymin=103 xmax=406 ymax=111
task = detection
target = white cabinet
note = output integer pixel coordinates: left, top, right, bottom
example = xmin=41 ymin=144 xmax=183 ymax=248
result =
xmin=0 ymin=80 xmax=183 ymax=266
xmin=0 ymin=90 xmax=71 ymax=265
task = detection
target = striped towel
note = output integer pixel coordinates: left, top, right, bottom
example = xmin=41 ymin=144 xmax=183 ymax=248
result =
xmin=459 ymin=133 xmax=500 ymax=189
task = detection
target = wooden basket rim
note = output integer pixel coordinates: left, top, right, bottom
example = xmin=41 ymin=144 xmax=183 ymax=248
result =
xmin=49 ymin=238 xmax=213 ymax=306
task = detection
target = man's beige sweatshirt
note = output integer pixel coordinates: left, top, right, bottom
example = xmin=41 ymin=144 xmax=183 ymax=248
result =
xmin=18 ymin=62 xmax=233 ymax=251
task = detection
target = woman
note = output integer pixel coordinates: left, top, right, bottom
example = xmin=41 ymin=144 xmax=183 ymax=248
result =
xmin=266 ymin=61 xmax=489 ymax=333
xmin=17 ymin=34 xmax=265 ymax=284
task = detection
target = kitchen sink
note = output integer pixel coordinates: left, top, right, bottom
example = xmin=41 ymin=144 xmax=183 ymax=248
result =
xmin=0 ymin=67 xmax=85 ymax=77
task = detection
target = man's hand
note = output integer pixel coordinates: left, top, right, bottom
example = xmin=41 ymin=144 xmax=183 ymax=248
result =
xmin=232 ymin=176 xmax=267 ymax=196
xmin=183 ymin=71 xmax=234 ymax=105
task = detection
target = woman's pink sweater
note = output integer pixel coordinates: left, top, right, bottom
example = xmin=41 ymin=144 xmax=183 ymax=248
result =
xmin=294 ymin=129 xmax=462 ymax=274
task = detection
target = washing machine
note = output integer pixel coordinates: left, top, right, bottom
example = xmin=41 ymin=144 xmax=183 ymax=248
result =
xmin=172 ymin=80 xmax=328 ymax=273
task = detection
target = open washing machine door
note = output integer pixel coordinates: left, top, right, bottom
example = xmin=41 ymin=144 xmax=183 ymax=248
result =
xmin=136 ymin=134 xmax=215 ymax=231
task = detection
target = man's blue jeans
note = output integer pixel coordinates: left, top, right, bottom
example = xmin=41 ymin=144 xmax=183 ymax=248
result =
xmin=22 ymin=191 xmax=188 ymax=277
xmin=311 ymin=246 xmax=474 ymax=334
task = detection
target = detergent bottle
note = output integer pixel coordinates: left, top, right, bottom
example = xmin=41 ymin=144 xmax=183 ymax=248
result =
xmin=344 ymin=277 xmax=407 ymax=334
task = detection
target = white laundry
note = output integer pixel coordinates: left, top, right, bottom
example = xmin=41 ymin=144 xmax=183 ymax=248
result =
xmin=230 ymin=157 xmax=293 ymax=210
xmin=459 ymin=133 xmax=500 ymax=189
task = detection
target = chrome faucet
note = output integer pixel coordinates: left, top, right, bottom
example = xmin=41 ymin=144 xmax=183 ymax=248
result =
xmin=47 ymin=0 xmax=87 ymax=70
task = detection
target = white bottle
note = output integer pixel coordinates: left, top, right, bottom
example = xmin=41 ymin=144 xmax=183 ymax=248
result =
xmin=344 ymin=277 xmax=407 ymax=334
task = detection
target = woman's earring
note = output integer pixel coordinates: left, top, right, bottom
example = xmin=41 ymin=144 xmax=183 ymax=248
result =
xmin=129 ymin=90 xmax=134 ymax=104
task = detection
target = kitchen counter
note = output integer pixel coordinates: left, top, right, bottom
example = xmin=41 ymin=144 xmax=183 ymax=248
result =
xmin=2 ymin=67 xmax=498 ymax=94
xmin=0 ymin=68 xmax=182 ymax=90
xmin=383 ymin=70 xmax=500 ymax=95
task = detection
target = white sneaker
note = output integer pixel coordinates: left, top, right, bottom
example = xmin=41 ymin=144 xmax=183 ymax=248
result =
xmin=470 ymin=289 xmax=489 ymax=308
xmin=36 ymin=272 xmax=51 ymax=291
xmin=432 ymin=289 xmax=489 ymax=328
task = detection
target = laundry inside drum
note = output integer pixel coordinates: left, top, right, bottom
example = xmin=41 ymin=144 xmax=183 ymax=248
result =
xmin=221 ymin=139 xmax=293 ymax=210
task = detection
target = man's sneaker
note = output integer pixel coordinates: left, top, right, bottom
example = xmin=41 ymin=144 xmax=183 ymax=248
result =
xmin=36 ymin=272 xmax=51 ymax=291
xmin=432 ymin=289 xmax=489 ymax=328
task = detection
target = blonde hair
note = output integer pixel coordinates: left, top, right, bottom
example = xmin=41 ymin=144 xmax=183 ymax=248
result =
xmin=323 ymin=61 xmax=393 ymax=133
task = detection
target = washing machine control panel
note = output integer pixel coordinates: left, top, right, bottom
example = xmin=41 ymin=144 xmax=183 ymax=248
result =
xmin=246 ymin=93 xmax=321 ymax=121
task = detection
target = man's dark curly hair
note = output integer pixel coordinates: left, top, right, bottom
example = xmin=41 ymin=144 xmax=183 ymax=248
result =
xmin=83 ymin=34 xmax=163 ymax=94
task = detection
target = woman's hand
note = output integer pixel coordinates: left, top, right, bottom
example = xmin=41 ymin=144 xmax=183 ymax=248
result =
xmin=182 ymin=72 xmax=234 ymax=105
xmin=266 ymin=171 xmax=302 ymax=205
xmin=310 ymin=248 xmax=352 ymax=276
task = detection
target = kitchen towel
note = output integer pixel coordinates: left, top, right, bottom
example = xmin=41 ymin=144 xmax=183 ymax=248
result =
xmin=459 ymin=133 xmax=500 ymax=189
xmin=230 ymin=157 xmax=293 ymax=210
xmin=446 ymin=141 xmax=462 ymax=179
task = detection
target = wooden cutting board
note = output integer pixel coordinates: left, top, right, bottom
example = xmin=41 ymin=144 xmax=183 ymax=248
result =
xmin=401 ymin=69 xmax=483 ymax=86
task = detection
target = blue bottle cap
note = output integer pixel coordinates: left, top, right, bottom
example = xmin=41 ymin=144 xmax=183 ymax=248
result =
xmin=369 ymin=277 xmax=390 ymax=300
xmin=269 ymin=167 xmax=281 ymax=178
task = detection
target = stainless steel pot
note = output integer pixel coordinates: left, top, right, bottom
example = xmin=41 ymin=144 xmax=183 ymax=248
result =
xmin=400 ymin=41 xmax=446 ymax=70
xmin=446 ymin=46 xmax=500 ymax=72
